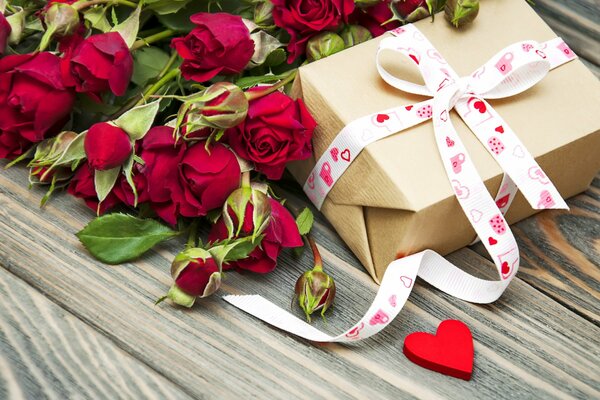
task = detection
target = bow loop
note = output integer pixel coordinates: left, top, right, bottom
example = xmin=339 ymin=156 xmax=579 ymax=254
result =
xmin=466 ymin=41 xmax=551 ymax=99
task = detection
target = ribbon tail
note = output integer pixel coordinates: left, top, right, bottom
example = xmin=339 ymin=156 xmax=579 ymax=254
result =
xmin=224 ymin=248 xmax=510 ymax=343
xmin=455 ymin=97 xmax=568 ymax=211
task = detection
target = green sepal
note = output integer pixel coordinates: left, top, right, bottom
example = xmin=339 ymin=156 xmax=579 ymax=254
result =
xmin=94 ymin=166 xmax=120 ymax=208
xmin=113 ymin=101 xmax=161 ymax=141
xmin=167 ymin=284 xmax=196 ymax=308
xmin=111 ymin=4 xmax=141 ymax=48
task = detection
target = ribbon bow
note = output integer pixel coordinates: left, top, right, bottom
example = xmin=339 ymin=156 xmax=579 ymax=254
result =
xmin=224 ymin=25 xmax=578 ymax=343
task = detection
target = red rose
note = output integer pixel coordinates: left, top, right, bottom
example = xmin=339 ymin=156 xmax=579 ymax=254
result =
xmin=171 ymin=13 xmax=255 ymax=83
xmin=225 ymin=90 xmax=316 ymax=180
xmin=0 ymin=13 xmax=11 ymax=54
xmin=68 ymin=162 xmax=147 ymax=214
xmin=0 ymin=53 xmax=75 ymax=159
xmin=209 ymin=198 xmax=303 ymax=273
xmin=272 ymin=0 xmax=355 ymax=61
xmin=354 ymin=0 xmax=400 ymax=37
xmin=175 ymin=257 xmax=220 ymax=297
xmin=61 ymin=32 xmax=133 ymax=100
xmin=140 ymin=126 xmax=241 ymax=225
xmin=84 ymin=122 xmax=132 ymax=171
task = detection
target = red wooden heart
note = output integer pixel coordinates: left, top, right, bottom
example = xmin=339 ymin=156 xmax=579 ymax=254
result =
xmin=403 ymin=320 xmax=474 ymax=380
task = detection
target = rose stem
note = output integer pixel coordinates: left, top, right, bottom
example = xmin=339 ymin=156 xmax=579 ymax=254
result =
xmin=111 ymin=52 xmax=179 ymax=118
xmin=241 ymin=172 xmax=251 ymax=189
xmin=74 ymin=0 xmax=139 ymax=11
xmin=135 ymin=68 xmax=181 ymax=106
xmin=131 ymin=29 xmax=176 ymax=51
xmin=307 ymin=235 xmax=323 ymax=271
xmin=245 ymin=69 xmax=298 ymax=102
xmin=187 ymin=220 xmax=199 ymax=248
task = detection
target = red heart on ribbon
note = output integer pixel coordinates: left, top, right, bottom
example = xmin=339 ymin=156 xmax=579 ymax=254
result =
xmin=501 ymin=261 xmax=510 ymax=275
xmin=403 ymin=320 xmax=474 ymax=380
xmin=376 ymin=113 xmax=390 ymax=123
xmin=473 ymin=100 xmax=487 ymax=113
xmin=405 ymin=105 xmax=413 ymax=111
xmin=341 ymin=149 xmax=351 ymax=162
xmin=488 ymin=237 xmax=498 ymax=245
xmin=495 ymin=125 xmax=504 ymax=133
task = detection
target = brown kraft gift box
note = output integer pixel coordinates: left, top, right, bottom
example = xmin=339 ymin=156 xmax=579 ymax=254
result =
xmin=288 ymin=0 xmax=600 ymax=283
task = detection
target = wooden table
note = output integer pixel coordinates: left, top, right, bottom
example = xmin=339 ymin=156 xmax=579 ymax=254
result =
xmin=1 ymin=2 xmax=598 ymax=399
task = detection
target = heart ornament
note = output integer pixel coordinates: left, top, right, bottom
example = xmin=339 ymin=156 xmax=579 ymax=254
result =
xmin=403 ymin=320 xmax=474 ymax=380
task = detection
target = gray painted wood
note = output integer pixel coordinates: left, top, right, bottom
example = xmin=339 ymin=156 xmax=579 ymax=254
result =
xmin=0 ymin=267 xmax=192 ymax=400
xmin=534 ymin=0 xmax=600 ymax=68
xmin=471 ymin=175 xmax=600 ymax=325
xmin=1 ymin=164 xmax=599 ymax=399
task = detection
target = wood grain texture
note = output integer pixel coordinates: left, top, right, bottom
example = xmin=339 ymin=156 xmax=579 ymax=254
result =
xmin=534 ymin=0 xmax=600 ymax=68
xmin=0 ymin=267 xmax=191 ymax=400
xmin=471 ymin=175 xmax=600 ymax=325
xmin=1 ymin=166 xmax=599 ymax=399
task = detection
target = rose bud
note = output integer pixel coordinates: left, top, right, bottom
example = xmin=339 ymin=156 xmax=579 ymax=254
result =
xmin=0 ymin=53 xmax=75 ymax=160
xmin=254 ymin=1 xmax=274 ymax=27
xmin=61 ymin=32 xmax=133 ymax=100
xmin=0 ymin=13 xmax=11 ymax=54
xmin=295 ymin=237 xmax=335 ymax=322
xmin=340 ymin=25 xmax=373 ymax=48
xmin=84 ymin=122 xmax=132 ymax=171
xmin=44 ymin=3 xmax=79 ymax=37
xmin=182 ymin=82 xmax=249 ymax=134
xmin=167 ymin=248 xmax=222 ymax=307
xmin=445 ymin=0 xmax=479 ymax=28
xmin=222 ymin=184 xmax=272 ymax=240
xmin=209 ymin=196 xmax=302 ymax=274
xmin=306 ymin=32 xmax=345 ymax=62
xmin=171 ymin=12 xmax=255 ymax=83
xmin=29 ymin=131 xmax=79 ymax=179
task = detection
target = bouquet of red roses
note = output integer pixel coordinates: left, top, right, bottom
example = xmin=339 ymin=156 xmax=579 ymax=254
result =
xmin=0 ymin=0 xmax=469 ymax=312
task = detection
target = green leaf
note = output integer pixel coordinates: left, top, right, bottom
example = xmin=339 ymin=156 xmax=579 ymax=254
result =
xmin=147 ymin=0 xmax=194 ymax=15
xmin=76 ymin=213 xmax=180 ymax=264
xmin=295 ymin=208 xmax=314 ymax=236
xmin=47 ymin=131 xmax=86 ymax=172
xmin=111 ymin=4 xmax=141 ymax=48
xmin=83 ymin=7 xmax=112 ymax=32
xmin=94 ymin=167 xmax=120 ymax=204
xmin=113 ymin=101 xmax=160 ymax=140
xmin=265 ymin=49 xmax=287 ymax=67
xmin=132 ymin=47 xmax=171 ymax=86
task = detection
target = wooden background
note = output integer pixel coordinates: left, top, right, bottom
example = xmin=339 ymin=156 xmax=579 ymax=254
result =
xmin=1 ymin=2 xmax=599 ymax=399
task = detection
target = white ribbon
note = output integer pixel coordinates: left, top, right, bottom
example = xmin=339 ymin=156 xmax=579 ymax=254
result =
xmin=224 ymin=25 xmax=578 ymax=342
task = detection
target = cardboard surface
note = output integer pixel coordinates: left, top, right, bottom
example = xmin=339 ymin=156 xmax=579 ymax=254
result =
xmin=289 ymin=0 xmax=600 ymax=281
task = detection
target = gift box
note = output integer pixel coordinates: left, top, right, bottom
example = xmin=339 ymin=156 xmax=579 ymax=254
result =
xmin=288 ymin=0 xmax=600 ymax=282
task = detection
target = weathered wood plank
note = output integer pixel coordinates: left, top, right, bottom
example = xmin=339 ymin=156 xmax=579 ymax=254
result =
xmin=534 ymin=0 xmax=600 ymax=67
xmin=471 ymin=175 xmax=600 ymax=325
xmin=1 ymin=165 xmax=599 ymax=399
xmin=0 ymin=267 xmax=192 ymax=400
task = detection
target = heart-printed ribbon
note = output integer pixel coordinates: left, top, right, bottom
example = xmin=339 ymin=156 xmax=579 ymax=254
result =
xmin=224 ymin=25 xmax=577 ymax=343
